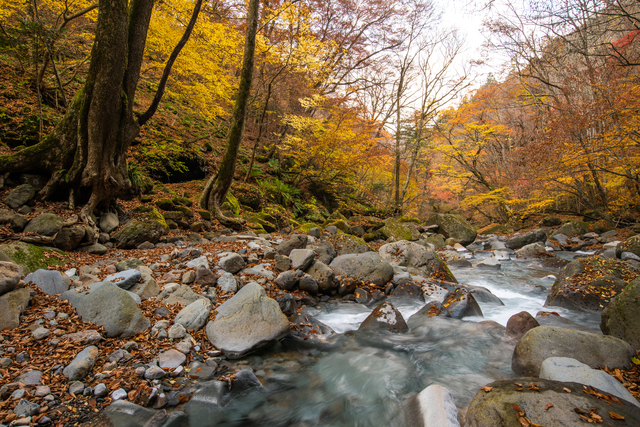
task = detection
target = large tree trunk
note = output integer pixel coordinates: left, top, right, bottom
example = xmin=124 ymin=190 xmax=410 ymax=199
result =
xmin=0 ymin=0 xmax=154 ymax=228
xmin=199 ymin=0 xmax=259 ymax=229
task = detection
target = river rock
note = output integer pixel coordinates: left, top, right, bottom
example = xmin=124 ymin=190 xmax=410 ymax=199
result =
xmin=24 ymin=213 xmax=63 ymax=236
xmin=0 ymin=261 xmax=23 ymax=296
xmin=467 ymin=287 xmax=504 ymax=305
xmin=407 ymin=302 xmax=450 ymax=328
xmin=442 ymin=288 xmax=483 ymax=319
xmin=0 ymin=288 xmax=30 ymax=330
xmin=25 ymin=269 xmax=70 ymax=295
xmin=16 ymin=370 xmax=42 ymax=386
xmin=55 ymin=225 xmax=86 ymax=251
xmin=276 ymin=293 xmax=297 ymax=316
xmin=289 ymin=249 xmax=316 ymax=271
xmin=275 ymin=270 xmax=299 ymax=291
xmin=215 ymin=272 xmax=236 ymax=293
xmin=103 ymin=400 xmax=157 ymax=427
xmin=112 ymin=216 xmax=166 ymax=249
xmin=104 ymin=269 xmax=142 ymax=290
xmin=308 ymin=240 xmax=336 ymax=264
xmin=330 ymin=252 xmax=393 ymax=286
xmin=380 ymin=218 xmax=416 ymax=241
xmin=158 ymin=349 xmax=186 ymax=368
xmin=14 ymin=399 xmax=40 ymax=417
xmin=63 ymin=330 xmax=102 ymax=345
xmin=514 ymin=242 xmax=546 ymax=258
xmin=379 ymin=240 xmax=456 ymax=281
xmin=298 ymin=274 xmax=318 ymax=295
xmin=288 ymin=312 xmax=334 ymax=340
xmin=505 ymin=229 xmax=546 ymax=250
xmin=129 ymin=273 xmax=160 ymax=300
xmin=99 ymin=212 xmax=119 ymax=234
xmin=512 ymin=325 xmax=634 ymax=377
xmin=164 ymin=285 xmax=204 ymax=306
xmin=505 ymin=311 xmax=539 ymax=340
xmin=476 ymin=258 xmax=501 ymax=270
xmin=552 ymin=220 xmax=589 ymax=237
xmin=195 ymin=267 xmax=217 ymax=287
xmin=305 ymin=260 xmax=335 ymax=293
xmin=206 ymin=283 xmax=289 ymax=359
xmin=331 ymin=234 xmax=372 ymax=255
xmin=539 ymin=357 xmax=639 ymax=406
xmin=402 ymin=384 xmax=460 ymax=427
xmin=61 ymin=282 xmax=150 ymax=338
xmin=601 ymin=277 xmax=640 ymax=348
xmin=174 ymin=298 xmax=212 ymax=331
xmin=76 ymin=243 xmax=108 ymax=255
xmin=464 ymin=378 xmax=640 ymax=427
xmin=391 ymin=282 xmax=425 ymax=301
xmin=218 ymin=253 xmax=245 ymax=274
xmin=544 ymin=257 xmax=632 ymax=312
xmin=617 ymin=234 xmax=640 ymax=258
xmin=63 ymin=346 xmax=99 ymax=381
xmin=277 ymin=234 xmax=308 ymax=256
xmin=423 ymin=214 xmax=477 ymax=246
xmin=358 ymin=301 xmax=408 ymax=333
xmin=4 ymin=184 xmax=35 ymax=209
xmin=240 ymin=263 xmax=274 ymax=280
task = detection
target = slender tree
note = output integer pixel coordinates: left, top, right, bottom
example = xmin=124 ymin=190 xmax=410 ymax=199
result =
xmin=198 ymin=0 xmax=260 ymax=228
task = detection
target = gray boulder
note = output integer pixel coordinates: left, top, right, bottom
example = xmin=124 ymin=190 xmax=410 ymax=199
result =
xmin=512 ymin=326 xmax=634 ymax=377
xmin=164 ymin=284 xmax=204 ymax=306
xmin=402 ymin=384 xmax=460 ymax=427
xmin=505 ymin=311 xmax=539 ymax=340
xmin=25 ymin=269 xmax=70 ymax=295
xmin=539 ymin=357 xmax=639 ymax=406
xmin=423 ymin=214 xmax=476 ymax=246
xmin=305 ymin=260 xmax=335 ymax=293
xmin=53 ymin=225 xmax=86 ymax=251
xmin=112 ymin=218 xmax=166 ymax=249
xmin=277 ymin=234 xmax=308 ymax=256
xmin=275 ymin=270 xmax=299 ymax=291
xmin=308 ymin=240 xmax=336 ymax=264
xmin=205 ymin=282 xmax=289 ymax=359
xmin=63 ymin=346 xmax=99 ymax=381
xmin=442 ymin=288 xmax=483 ymax=319
xmin=175 ymin=298 xmax=212 ymax=331
xmin=217 ymin=272 xmax=237 ymax=293
xmin=514 ymin=242 xmax=546 ymax=258
xmin=505 ymin=229 xmax=546 ymax=250
xmin=128 ymin=273 xmax=160 ymax=300
xmin=358 ymin=301 xmax=408 ymax=333
xmin=24 ymin=213 xmax=63 ymax=236
xmin=61 ymin=282 xmax=150 ymax=338
xmin=330 ymin=252 xmax=393 ymax=286
xmin=379 ymin=240 xmax=456 ymax=282
xmin=104 ymin=269 xmax=142 ymax=290
xmin=99 ymin=212 xmax=119 ymax=234
xmin=464 ymin=378 xmax=640 ymax=427
xmin=552 ymin=221 xmax=589 ymax=236
xmin=4 ymin=184 xmax=35 ymax=209
xmin=76 ymin=243 xmax=108 ymax=255
xmin=218 ymin=253 xmax=245 ymax=274
xmin=289 ymin=249 xmax=316 ymax=271
xmin=0 ymin=261 xmax=23 ymax=296
xmin=0 ymin=288 xmax=31 ymax=330
xmin=601 ymin=277 xmax=640 ymax=348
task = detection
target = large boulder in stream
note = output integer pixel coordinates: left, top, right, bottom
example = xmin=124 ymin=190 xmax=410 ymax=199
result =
xmin=616 ymin=234 xmax=640 ymax=258
xmin=379 ymin=240 xmax=456 ymax=282
xmin=402 ymin=384 xmax=460 ymax=427
xmin=423 ymin=214 xmax=477 ymax=246
xmin=358 ymin=301 xmax=408 ymax=333
xmin=544 ymin=257 xmax=637 ymax=312
xmin=505 ymin=229 xmax=546 ymax=250
xmin=205 ymin=283 xmax=290 ymax=359
xmin=442 ymin=288 xmax=483 ymax=319
xmin=464 ymin=378 xmax=640 ymax=427
xmin=511 ymin=326 xmax=634 ymax=377
xmin=330 ymin=252 xmax=393 ymax=286
xmin=551 ymin=220 xmax=589 ymax=236
xmin=601 ymin=277 xmax=640 ymax=348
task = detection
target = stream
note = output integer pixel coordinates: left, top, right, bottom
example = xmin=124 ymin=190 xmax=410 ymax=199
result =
xmin=187 ymin=252 xmax=601 ymax=427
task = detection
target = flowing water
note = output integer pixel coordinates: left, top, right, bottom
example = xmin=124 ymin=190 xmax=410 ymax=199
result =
xmin=188 ymin=253 xmax=602 ymax=427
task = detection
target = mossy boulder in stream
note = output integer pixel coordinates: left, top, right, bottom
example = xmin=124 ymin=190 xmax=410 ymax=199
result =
xmin=423 ymin=214 xmax=477 ymax=245
xmin=0 ymin=241 xmax=67 ymax=274
xmin=380 ymin=218 xmax=413 ymax=241
xmin=601 ymin=277 xmax=640 ymax=348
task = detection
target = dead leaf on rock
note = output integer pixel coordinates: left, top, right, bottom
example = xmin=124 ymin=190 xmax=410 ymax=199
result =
xmin=480 ymin=386 xmax=492 ymax=392
xmin=609 ymin=411 xmax=625 ymax=420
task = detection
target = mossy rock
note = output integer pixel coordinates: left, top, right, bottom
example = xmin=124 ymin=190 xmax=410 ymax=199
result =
xmin=155 ymin=198 xmax=175 ymax=211
xmin=222 ymin=192 xmax=241 ymax=216
xmin=140 ymin=196 xmax=152 ymax=203
xmin=174 ymin=205 xmax=194 ymax=218
xmin=245 ymin=214 xmax=277 ymax=233
xmin=112 ymin=209 xmax=168 ymax=249
xmin=0 ymin=241 xmax=68 ymax=275
xmin=133 ymin=205 xmax=153 ymax=213
xmin=325 ymin=219 xmax=351 ymax=234
xmin=424 ymin=234 xmax=446 ymax=248
xmin=329 ymin=234 xmax=372 ymax=255
xmin=399 ymin=216 xmax=420 ymax=223
xmin=172 ymin=197 xmax=193 ymax=207
xmin=616 ymin=234 xmax=640 ymax=258
xmin=551 ymin=220 xmax=589 ymax=236
xmin=362 ymin=230 xmax=384 ymax=242
xmin=477 ymin=223 xmax=507 ymax=235
xmin=323 ymin=211 xmax=347 ymax=226
xmin=380 ymin=218 xmax=413 ymax=241
xmin=198 ymin=210 xmax=212 ymax=221
xmin=424 ymin=214 xmax=477 ymax=245
xmin=298 ymin=222 xmax=319 ymax=233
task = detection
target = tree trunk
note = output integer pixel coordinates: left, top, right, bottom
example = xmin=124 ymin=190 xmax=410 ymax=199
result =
xmin=199 ymin=0 xmax=259 ymax=229
xmin=0 ymin=0 xmax=154 ymax=230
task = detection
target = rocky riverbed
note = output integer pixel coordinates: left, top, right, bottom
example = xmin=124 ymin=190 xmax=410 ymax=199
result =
xmin=1 ymin=216 xmax=640 ymax=426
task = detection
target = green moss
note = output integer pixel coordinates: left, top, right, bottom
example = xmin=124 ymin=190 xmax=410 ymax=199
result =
xmin=146 ymin=208 xmax=170 ymax=232
xmin=399 ymin=216 xmax=420 ymax=223
xmin=223 ymin=191 xmax=241 ymax=216
xmin=198 ymin=210 xmax=212 ymax=221
xmin=134 ymin=205 xmax=153 ymax=213
xmin=0 ymin=242 xmax=68 ymax=275
xmin=173 ymin=197 xmax=193 ymax=207
xmin=298 ymin=222 xmax=319 ymax=233
xmin=174 ymin=205 xmax=194 ymax=218
xmin=140 ymin=196 xmax=152 ymax=203
xmin=380 ymin=218 xmax=412 ymax=241
xmin=155 ymin=198 xmax=175 ymax=210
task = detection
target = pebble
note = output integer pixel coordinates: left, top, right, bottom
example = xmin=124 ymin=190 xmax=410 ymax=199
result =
xmin=159 ymin=349 xmax=186 ymax=369
xmin=145 ymin=366 xmax=166 ymax=380
xmin=123 ymin=341 xmax=139 ymax=352
xmin=110 ymin=388 xmax=127 ymax=401
xmin=32 ymin=328 xmax=51 ymax=340
xmin=15 ymin=352 xmax=30 ymax=362
xmin=11 ymin=389 xmax=25 ymax=400
xmin=57 ymin=313 xmax=69 ymax=320
xmin=34 ymin=386 xmax=50 ymax=397
xmin=93 ymin=383 xmax=108 ymax=397
xmin=69 ymin=381 xmax=85 ymax=395
xmin=0 ymin=357 xmax=11 ymax=367
xmin=168 ymin=323 xmax=187 ymax=340
xmin=135 ymin=366 xmax=146 ymax=376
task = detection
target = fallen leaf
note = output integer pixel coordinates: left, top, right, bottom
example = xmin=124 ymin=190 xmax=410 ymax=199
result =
xmin=546 ymin=403 xmax=554 ymax=410
xmin=480 ymin=386 xmax=493 ymax=392
xmin=563 ymin=387 xmax=572 ymax=393
xmin=609 ymin=412 xmax=625 ymax=420
xmin=528 ymin=382 xmax=540 ymax=391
